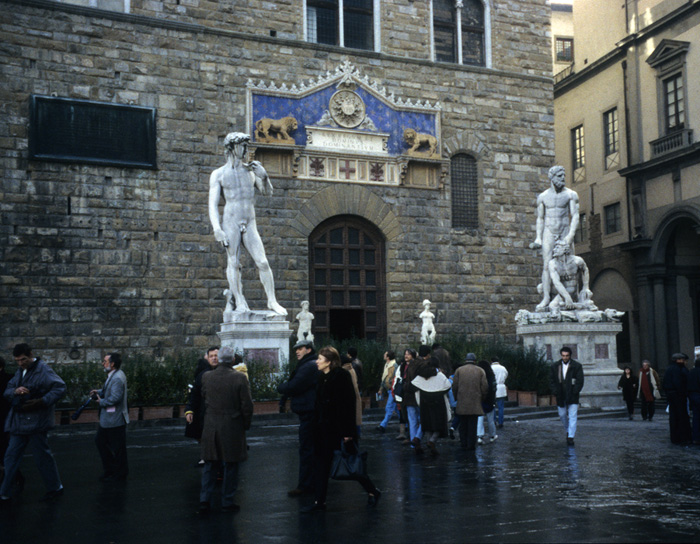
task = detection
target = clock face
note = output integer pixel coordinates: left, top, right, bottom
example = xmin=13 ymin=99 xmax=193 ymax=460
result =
xmin=329 ymin=90 xmax=366 ymax=128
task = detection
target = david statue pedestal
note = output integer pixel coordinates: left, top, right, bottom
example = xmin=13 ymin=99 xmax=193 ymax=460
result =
xmin=209 ymin=132 xmax=291 ymax=368
xmin=515 ymin=166 xmax=624 ymax=409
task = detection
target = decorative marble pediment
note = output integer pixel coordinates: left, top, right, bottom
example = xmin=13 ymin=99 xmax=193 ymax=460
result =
xmin=646 ymin=39 xmax=690 ymax=69
xmin=246 ymin=61 xmax=442 ymax=179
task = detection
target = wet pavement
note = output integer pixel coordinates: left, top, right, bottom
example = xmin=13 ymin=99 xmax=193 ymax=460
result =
xmin=1 ymin=411 xmax=699 ymax=544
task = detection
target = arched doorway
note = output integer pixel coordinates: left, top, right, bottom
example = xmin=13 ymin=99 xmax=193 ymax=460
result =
xmin=309 ymin=215 xmax=386 ymax=341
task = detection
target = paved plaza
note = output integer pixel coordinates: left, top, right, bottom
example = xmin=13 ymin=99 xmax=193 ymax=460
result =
xmin=1 ymin=411 xmax=698 ymax=544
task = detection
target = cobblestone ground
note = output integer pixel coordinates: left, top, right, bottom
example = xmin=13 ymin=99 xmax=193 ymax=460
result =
xmin=1 ymin=413 xmax=698 ymax=543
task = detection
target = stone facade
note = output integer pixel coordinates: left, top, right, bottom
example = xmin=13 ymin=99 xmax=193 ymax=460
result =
xmin=0 ymin=0 xmax=554 ymax=361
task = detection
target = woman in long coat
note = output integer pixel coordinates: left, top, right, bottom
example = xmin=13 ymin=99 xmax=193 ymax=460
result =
xmin=303 ymin=346 xmax=380 ymax=513
xmin=617 ymin=366 xmax=638 ymax=420
xmin=411 ymin=356 xmax=451 ymax=456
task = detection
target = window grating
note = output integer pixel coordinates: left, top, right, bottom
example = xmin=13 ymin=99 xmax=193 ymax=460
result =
xmin=451 ymin=154 xmax=479 ymax=229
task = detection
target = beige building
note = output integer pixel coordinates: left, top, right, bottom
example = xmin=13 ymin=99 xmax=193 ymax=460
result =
xmin=553 ymin=0 xmax=700 ymax=373
xmin=0 ymin=0 xmax=554 ymax=361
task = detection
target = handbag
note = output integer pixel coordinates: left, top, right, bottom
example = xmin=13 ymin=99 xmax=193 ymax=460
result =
xmin=393 ymin=377 xmax=404 ymax=402
xmin=330 ymin=440 xmax=368 ymax=481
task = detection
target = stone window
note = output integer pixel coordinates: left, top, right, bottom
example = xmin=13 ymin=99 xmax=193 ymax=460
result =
xmin=432 ymin=0 xmax=486 ymax=66
xmin=555 ymin=37 xmax=573 ymax=63
xmin=604 ymin=202 xmax=621 ymax=235
xmin=646 ymin=40 xmax=691 ymax=157
xmin=306 ymin=0 xmax=377 ymax=51
xmin=603 ymin=107 xmax=619 ymax=170
xmin=451 ymin=153 xmax=479 ymax=229
xmin=573 ymin=213 xmax=587 ymax=244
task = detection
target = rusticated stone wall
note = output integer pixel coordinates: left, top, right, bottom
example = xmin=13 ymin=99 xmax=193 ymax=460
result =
xmin=0 ymin=0 xmax=554 ymax=362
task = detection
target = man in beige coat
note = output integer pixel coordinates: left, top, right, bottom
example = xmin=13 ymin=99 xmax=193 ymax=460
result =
xmin=199 ymin=346 xmax=254 ymax=514
xmin=452 ymin=353 xmax=488 ymax=450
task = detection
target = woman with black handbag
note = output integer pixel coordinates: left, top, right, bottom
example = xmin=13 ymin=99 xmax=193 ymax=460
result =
xmin=302 ymin=346 xmax=381 ymax=513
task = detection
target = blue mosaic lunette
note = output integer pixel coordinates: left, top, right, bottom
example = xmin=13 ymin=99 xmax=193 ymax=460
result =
xmin=252 ymin=84 xmax=437 ymax=156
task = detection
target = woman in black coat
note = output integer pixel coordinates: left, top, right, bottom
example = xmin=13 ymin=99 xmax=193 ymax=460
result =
xmin=617 ymin=366 xmax=638 ymax=420
xmin=302 ymin=346 xmax=380 ymax=513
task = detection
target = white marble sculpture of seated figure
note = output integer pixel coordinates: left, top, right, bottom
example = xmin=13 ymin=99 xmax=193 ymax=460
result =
xmin=295 ymin=301 xmax=315 ymax=343
xmin=420 ymin=299 xmax=436 ymax=345
xmin=547 ymin=241 xmax=597 ymax=312
xmin=208 ymin=132 xmax=287 ymax=316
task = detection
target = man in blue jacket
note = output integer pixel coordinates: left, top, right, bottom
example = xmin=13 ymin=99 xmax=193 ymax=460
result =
xmin=277 ymin=340 xmax=319 ymax=497
xmin=90 ymin=352 xmax=129 ymax=481
xmin=0 ymin=343 xmax=66 ymax=506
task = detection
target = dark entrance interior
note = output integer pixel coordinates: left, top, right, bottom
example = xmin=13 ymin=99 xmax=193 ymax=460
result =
xmin=308 ymin=215 xmax=386 ymax=341
xmin=329 ymin=309 xmax=365 ymax=341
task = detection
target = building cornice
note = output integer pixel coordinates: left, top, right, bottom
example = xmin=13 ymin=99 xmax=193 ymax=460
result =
xmin=1 ymin=0 xmax=552 ymax=85
xmin=618 ymin=142 xmax=700 ymax=178
xmin=554 ymin=0 xmax=700 ymax=95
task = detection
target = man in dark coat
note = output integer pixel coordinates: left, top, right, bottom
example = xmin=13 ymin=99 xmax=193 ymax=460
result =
xmin=198 ymin=346 xmax=253 ymax=514
xmin=663 ymin=352 xmax=692 ymax=445
xmin=277 ymin=340 xmax=319 ymax=497
xmin=549 ymin=346 xmax=584 ymax=446
xmin=688 ymin=358 xmax=700 ymax=445
xmin=185 ymin=346 xmax=219 ymax=441
xmin=1 ymin=344 xmax=66 ymax=506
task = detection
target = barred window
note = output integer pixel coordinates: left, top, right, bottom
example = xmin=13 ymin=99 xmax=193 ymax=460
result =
xmin=555 ymin=37 xmax=573 ymax=62
xmin=571 ymin=125 xmax=585 ymax=170
xmin=451 ymin=154 xmax=479 ymax=229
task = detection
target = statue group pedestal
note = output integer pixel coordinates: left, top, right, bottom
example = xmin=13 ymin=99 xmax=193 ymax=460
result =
xmin=218 ymin=310 xmax=291 ymax=369
xmin=516 ymin=321 xmax=624 ymax=409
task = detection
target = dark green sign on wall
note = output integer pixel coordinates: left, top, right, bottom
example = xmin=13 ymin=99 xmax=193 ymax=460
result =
xmin=29 ymin=95 xmax=157 ymax=169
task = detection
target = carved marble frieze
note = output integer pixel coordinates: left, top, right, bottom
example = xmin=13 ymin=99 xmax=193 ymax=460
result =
xmin=246 ymin=61 xmax=444 ymax=186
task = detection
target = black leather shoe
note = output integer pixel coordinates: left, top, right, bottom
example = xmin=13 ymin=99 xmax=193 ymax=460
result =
xmin=301 ymin=502 xmax=326 ymax=513
xmin=367 ymin=489 xmax=381 ymax=506
xmin=222 ymin=503 xmax=240 ymax=513
xmin=567 ymin=437 xmax=575 ymax=446
xmin=287 ymin=487 xmax=311 ymax=497
xmin=41 ymin=487 xmax=64 ymax=502
xmin=198 ymin=502 xmax=211 ymax=515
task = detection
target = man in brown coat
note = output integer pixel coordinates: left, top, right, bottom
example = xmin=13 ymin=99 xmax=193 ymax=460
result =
xmin=199 ymin=346 xmax=254 ymax=514
xmin=452 ymin=353 xmax=488 ymax=450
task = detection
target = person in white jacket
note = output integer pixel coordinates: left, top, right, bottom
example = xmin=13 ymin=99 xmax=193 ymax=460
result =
xmin=491 ymin=357 xmax=508 ymax=429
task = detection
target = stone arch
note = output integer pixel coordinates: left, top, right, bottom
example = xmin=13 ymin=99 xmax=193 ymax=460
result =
xmin=649 ymin=204 xmax=700 ymax=265
xmin=289 ymin=184 xmax=403 ymax=241
xmin=442 ymin=130 xmax=491 ymax=160
xmin=591 ymin=268 xmax=634 ymax=311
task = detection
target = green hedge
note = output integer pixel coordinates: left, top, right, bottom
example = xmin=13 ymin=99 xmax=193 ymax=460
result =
xmin=52 ymin=351 xmax=290 ymax=407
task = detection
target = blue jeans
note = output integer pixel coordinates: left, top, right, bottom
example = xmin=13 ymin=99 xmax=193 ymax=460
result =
xmin=495 ymin=397 xmax=506 ymax=426
xmin=0 ymin=432 xmax=62 ymax=497
xmin=406 ymin=406 xmax=422 ymax=442
xmin=379 ymin=391 xmax=399 ymax=428
xmin=557 ymin=404 xmax=579 ymax=439
xmin=200 ymin=461 xmax=239 ymax=507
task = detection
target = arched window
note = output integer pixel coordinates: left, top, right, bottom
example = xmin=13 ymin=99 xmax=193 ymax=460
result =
xmin=451 ymin=153 xmax=479 ymax=229
xmin=432 ymin=0 xmax=486 ymax=66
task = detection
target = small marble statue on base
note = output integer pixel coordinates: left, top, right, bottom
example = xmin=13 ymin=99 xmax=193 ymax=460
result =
xmin=295 ymin=301 xmax=315 ymax=344
xmin=208 ymin=132 xmax=287 ymax=317
xmin=420 ymin=299 xmax=436 ymax=345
